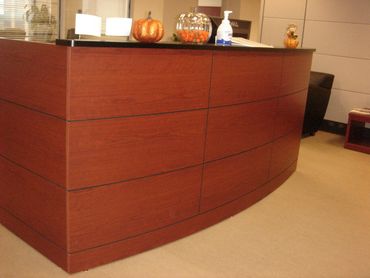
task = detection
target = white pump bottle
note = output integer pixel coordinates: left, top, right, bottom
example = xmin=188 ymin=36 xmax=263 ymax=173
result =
xmin=216 ymin=10 xmax=233 ymax=46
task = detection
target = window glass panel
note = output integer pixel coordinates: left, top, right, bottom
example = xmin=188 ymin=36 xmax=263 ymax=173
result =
xmin=0 ymin=0 xmax=59 ymax=42
xmin=62 ymin=0 xmax=130 ymax=40
xmin=0 ymin=0 xmax=4 ymax=15
xmin=0 ymin=0 xmax=131 ymax=41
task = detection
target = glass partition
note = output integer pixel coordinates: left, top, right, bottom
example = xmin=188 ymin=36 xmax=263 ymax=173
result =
xmin=61 ymin=0 xmax=130 ymax=40
xmin=0 ymin=0 xmax=130 ymax=42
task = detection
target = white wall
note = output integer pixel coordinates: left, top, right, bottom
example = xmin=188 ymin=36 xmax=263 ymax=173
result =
xmin=260 ymin=0 xmax=370 ymax=124
xmin=239 ymin=0 xmax=261 ymax=41
xmin=222 ymin=0 xmax=261 ymax=41
xmin=131 ymin=0 xmax=164 ymax=20
xmin=130 ymin=0 xmax=262 ymax=42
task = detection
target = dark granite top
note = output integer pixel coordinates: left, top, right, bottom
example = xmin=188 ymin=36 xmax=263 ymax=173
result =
xmin=56 ymin=39 xmax=315 ymax=53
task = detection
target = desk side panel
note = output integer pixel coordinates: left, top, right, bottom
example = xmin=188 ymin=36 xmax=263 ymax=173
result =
xmin=68 ymin=48 xmax=212 ymax=120
xmin=274 ymin=90 xmax=308 ymax=139
xmin=0 ymin=40 xmax=67 ymax=118
xmin=270 ymin=128 xmax=302 ymax=179
xmin=0 ymin=156 xmax=67 ymax=249
xmin=205 ymin=99 xmax=277 ymax=161
xmin=66 ymin=162 xmax=297 ymax=273
xmin=210 ymin=51 xmax=282 ymax=107
xmin=67 ymin=110 xmax=206 ymax=189
xmin=201 ymin=144 xmax=271 ymax=212
xmin=281 ymin=52 xmax=312 ymax=95
xmin=68 ymin=166 xmax=202 ymax=252
xmin=0 ymin=100 xmax=67 ymax=186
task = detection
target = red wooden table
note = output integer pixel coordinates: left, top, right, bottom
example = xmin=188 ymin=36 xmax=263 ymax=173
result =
xmin=344 ymin=109 xmax=370 ymax=154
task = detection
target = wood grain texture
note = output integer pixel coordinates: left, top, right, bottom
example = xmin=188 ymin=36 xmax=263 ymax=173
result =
xmin=0 ymin=156 xmax=66 ymax=248
xmin=0 ymin=39 xmax=67 ymax=118
xmin=66 ymin=162 xmax=297 ymax=273
xmin=270 ymin=128 xmax=301 ymax=178
xmin=281 ymin=52 xmax=312 ymax=95
xmin=274 ymin=90 xmax=307 ymax=138
xmin=0 ymin=207 xmax=68 ymax=270
xmin=201 ymin=144 xmax=272 ymax=212
xmin=68 ymin=166 xmax=202 ymax=252
xmin=0 ymin=40 xmax=313 ymax=274
xmin=210 ymin=51 xmax=282 ymax=107
xmin=205 ymin=99 xmax=277 ymax=161
xmin=0 ymin=100 xmax=67 ymax=186
xmin=68 ymin=48 xmax=212 ymax=120
xmin=67 ymin=110 xmax=207 ymax=189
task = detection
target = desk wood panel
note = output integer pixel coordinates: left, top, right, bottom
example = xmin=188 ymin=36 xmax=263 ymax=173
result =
xmin=201 ymin=144 xmax=271 ymax=212
xmin=205 ymin=99 xmax=277 ymax=161
xmin=67 ymin=110 xmax=207 ymax=189
xmin=0 ymin=39 xmax=314 ymax=273
xmin=0 ymin=40 xmax=67 ymax=118
xmin=210 ymin=51 xmax=282 ymax=107
xmin=281 ymin=53 xmax=312 ymax=95
xmin=0 ymin=100 xmax=67 ymax=186
xmin=0 ymin=157 xmax=66 ymax=248
xmin=274 ymin=90 xmax=307 ymax=138
xmin=270 ymin=128 xmax=301 ymax=178
xmin=68 ymin=48 xmax=212 ymax=120
xmin=68 ymin=166 xmax=202 ymax=252
xmin=0 ymin=207 xmax=68 ymax=271
xmin=66 ymin=162 xmax=297 ymax=273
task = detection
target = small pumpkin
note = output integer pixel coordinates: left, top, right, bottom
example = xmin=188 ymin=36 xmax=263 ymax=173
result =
xmin=284 ymin=37 xmax=299 ymax=48
xmin=133 ymin=11 xmax=164 ymax=43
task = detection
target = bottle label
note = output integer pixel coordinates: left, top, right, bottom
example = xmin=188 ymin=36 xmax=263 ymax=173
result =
xmin=216 ymin=30 xmax=232 ymax=46
xmin=216 ymin=38 xmax=232 ymax=46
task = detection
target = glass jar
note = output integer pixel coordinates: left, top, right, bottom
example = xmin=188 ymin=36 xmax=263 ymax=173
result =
xmin=176 ymin=9 xmax=212 ymax=44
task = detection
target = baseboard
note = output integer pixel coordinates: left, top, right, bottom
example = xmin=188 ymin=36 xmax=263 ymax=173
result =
xmin=319 ymin=119 xmax=347 ymax=136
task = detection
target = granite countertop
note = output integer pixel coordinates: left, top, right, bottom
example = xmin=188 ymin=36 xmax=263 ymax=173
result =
xmin=56 ymin=39 xmax=315 ymax=53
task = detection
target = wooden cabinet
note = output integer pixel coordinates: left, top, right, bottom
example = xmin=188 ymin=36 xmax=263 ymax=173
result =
xmin=0 ymin=39 xmax=313 ymax=273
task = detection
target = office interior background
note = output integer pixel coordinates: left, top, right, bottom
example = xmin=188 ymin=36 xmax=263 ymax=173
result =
xmin=0 ymin=0 xmax=369 ymax=277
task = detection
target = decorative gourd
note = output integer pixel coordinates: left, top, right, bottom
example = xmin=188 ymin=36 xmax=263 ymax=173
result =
xmin=133 ymin=11 xmax=164 ymax=43
xmin=284 ymin=37 xmax=299 ymax=48
xmin=284 ymin=24 xmax=299 ymax=48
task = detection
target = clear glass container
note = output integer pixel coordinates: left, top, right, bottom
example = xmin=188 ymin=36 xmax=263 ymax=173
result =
xmin=176 ymin=9 xmax=211 ymax=44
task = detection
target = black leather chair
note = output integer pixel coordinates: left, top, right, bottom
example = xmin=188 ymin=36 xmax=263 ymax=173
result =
xmin=302 ymin=71 xmax=335 ymax=136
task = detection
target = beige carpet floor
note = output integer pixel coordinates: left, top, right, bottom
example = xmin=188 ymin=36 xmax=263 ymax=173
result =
xmin=1 ymin=131 xmax=370 ymax=278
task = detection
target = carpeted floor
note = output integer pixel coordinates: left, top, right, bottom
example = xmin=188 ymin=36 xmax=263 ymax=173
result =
xmin=1 ymin=131 xmax=369 ymax=278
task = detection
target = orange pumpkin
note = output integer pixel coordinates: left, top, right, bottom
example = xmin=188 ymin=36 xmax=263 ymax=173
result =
xmin=284 ymin=37 xmax=299 ymax=48
xmin=133 ymin=11 xmax=164 ymax=43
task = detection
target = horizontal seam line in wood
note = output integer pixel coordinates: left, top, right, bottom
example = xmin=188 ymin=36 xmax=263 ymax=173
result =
xmin=209 ymin=89 xmax=307 ymax=110
xmin=68 ymin=163 xmax=204 ymax=192
xmin=0 ymin=124 xmax=299 ymax=193
xmin=67 ymin=159 xmax=297 ymax=255
xmin=0 ymin=98 xmax=66 ymax=121
xmin=68 ymin=129 xmax=298 ymax=192
xmin=0 ymin=154 xmax=65 ymax=190
xmin=0 ymin=206 xmax=67 ymax=252
xmin=67 ymin=107 xmax=209 ymax=122
xmin=1 ymin=90 xmax=307 ymax=123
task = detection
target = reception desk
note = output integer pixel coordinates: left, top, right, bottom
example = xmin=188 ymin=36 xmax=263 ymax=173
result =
xmin=0 ymin=38 xmax=313 ymax=273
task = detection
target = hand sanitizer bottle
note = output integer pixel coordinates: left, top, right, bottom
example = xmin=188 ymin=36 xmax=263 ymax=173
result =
xmin=216 ymin=11 xmax=233 ymax=46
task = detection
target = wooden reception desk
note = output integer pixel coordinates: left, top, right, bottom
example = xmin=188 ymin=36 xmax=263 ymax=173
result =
xmin=0 ymin=38 xmax=313 ymax=273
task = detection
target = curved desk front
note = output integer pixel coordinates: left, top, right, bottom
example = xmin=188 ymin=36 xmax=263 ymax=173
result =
xmin=0 ymin=39 xmax=313 ymax=273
